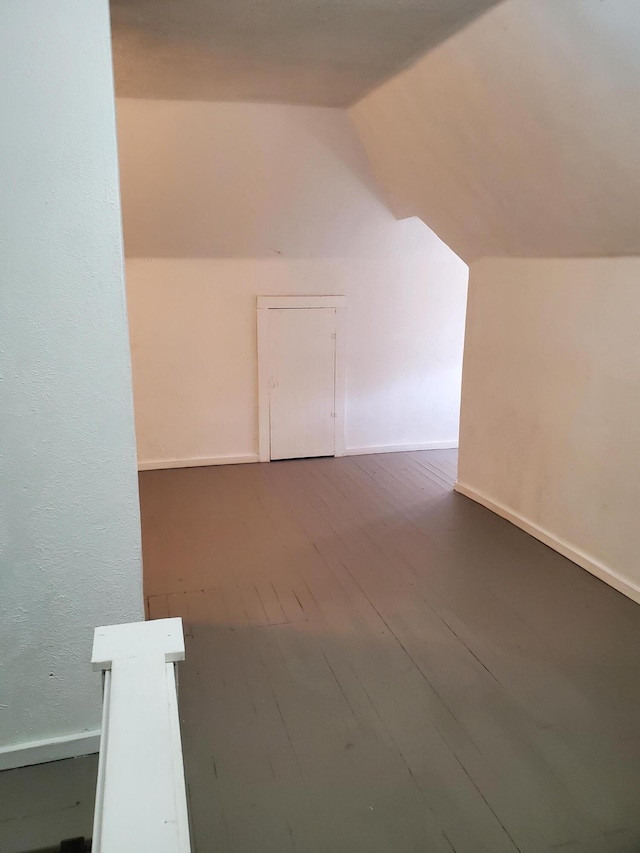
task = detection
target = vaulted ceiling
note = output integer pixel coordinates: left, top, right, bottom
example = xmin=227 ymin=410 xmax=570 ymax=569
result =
xmin=351 ymin=0 xmax=640 ymax=260
xmin=110 ymin=0 xmax=501 ymax=106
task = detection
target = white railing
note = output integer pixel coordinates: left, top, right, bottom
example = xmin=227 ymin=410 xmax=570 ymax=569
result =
xmin=91 ymin=617 xmax=191 ymax=853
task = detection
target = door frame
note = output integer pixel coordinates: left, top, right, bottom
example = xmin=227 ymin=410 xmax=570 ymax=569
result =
xmin=257 ymin=295 xmax=347 ymax=462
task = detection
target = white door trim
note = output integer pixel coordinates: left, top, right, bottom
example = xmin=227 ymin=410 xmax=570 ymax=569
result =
xmin=257 ymin=295 xmax=347 ymax=310
xmin=257 ymin=296 xmax=346 ymax=462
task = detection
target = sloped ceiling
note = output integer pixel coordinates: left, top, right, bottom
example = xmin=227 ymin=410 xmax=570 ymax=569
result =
xmin=350 ymin=0 xmax=640 ymax=261
xmin=110 ymin=0 xmax=501 ymax=106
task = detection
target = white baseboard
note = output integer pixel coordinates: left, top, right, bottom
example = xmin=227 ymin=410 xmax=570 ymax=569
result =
xmin=138 ymin=454 xmax=259 ymax=472
xmin=345 ymin=441 xmax=458 ymax=456
xmin=454 ymin=481 xmax=640 ymax=606
xmin=0 ymin=730 xmax=101 ymax=771
xmin=140 ymin=447 xmax=457 ymax=468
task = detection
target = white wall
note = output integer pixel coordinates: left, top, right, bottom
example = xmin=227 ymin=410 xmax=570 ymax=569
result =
xmin=117 ymin=100 xmax=468 ymax=466
xmin=349 ymin=0 xmax=640 ymax=605
xmin=0 ymin=1 xmax=143 ymax=765
xmin=351 ymin=0 xmax=640 ymax=261
xmin=457 ymin=258 xmax=640 ymax=602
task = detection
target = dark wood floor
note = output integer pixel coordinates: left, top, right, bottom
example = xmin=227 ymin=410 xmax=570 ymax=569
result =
xmin=139 ymin=451 xmax=640 ymax=853
xmin=0 ymin=754 xmax=97 ymax=853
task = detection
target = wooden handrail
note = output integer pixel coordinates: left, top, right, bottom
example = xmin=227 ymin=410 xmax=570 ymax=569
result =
xmin=91 ymin=618 xmax=190 ymax=853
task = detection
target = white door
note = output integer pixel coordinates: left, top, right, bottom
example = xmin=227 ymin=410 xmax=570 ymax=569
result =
xmin=269 ymin=308 xmax=336 ymax=460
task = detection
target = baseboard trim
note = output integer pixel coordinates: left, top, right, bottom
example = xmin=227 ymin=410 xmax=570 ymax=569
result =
xmin=345 ymin=441 xmax=458 ymax=456
xmin=0 ymin=730 xmax=101 ymax=771
xmin=454 ymin=481 xmax=640 ymax=606
xmin=138 ymin=454 xmax=259 ymax=472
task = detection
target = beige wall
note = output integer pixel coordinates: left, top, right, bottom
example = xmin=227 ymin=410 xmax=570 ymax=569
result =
xmin=350 ymin=0 xmax=640 ymax=604
xmin=458 ymin=258 xmax=640 ymax=602
xmin=117 ymin=100 xmax=468 ymax=466
xmin=350 ymin=0 xmax=640 ymax=261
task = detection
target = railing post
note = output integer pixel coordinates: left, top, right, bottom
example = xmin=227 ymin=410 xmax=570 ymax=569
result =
xmin=91 ymin=618 xmax=190 ymax=853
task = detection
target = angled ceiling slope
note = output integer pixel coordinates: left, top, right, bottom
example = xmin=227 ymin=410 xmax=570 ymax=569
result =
xmin=110 ymin=0 xmax=501 ymax=106
xmin=351 ymin=0 xmax=640 ymax=261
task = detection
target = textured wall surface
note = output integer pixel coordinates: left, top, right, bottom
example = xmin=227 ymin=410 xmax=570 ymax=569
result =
xmin=459 ymin=257 xmax=640 ymax=597
xmin=117 ymin=100 xmax=468 ymax=465
xmin=0 ymin=0 xmax=143 ymax=754
xmin=351 ymin=0 xmax=640 ymax=261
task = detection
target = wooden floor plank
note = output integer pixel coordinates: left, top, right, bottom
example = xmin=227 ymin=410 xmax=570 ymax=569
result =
xmin=139 ymin=451 xmax=640 ymax=853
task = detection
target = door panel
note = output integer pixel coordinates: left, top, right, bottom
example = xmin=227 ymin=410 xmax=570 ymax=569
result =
xmin=269 ymin=308 xmax=336 ymax=460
